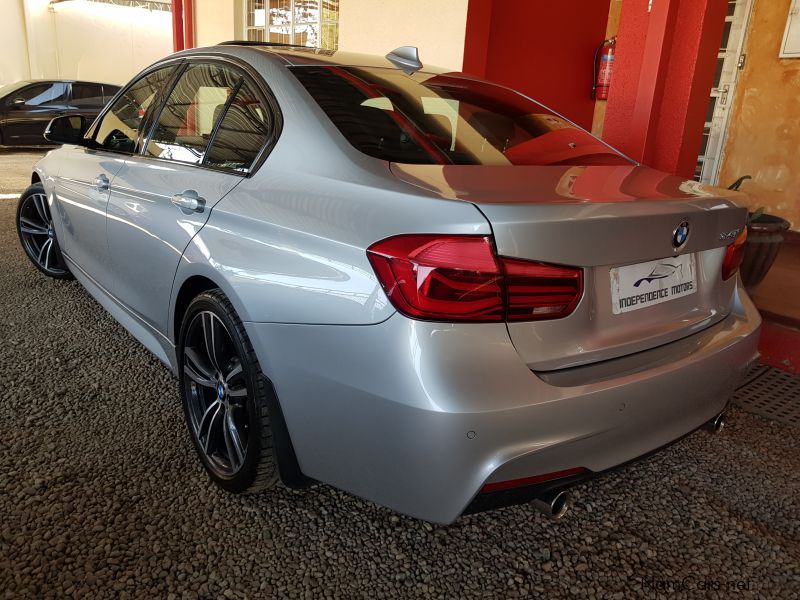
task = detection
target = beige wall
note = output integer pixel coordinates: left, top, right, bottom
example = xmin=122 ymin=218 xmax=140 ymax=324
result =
xmin=5 ymin=0 xmax=172 ymax=88
xmin=337 ymin=0 xmax=468 ymax=70
xmin=719 ymin=0 xmax=800 ymax=230
xmin=50 ymin=1 xmax=172 ymax=85
xmin=21 ymin=0 xmax=59 ymax=80
xmin=0 ymin=0 xmax=31 ymax=86
xmin=195 ymin=0 xmax=237 ymax=47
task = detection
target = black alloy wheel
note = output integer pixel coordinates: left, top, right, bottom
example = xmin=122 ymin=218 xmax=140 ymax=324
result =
xmin=16 ymin=183 xmax=73 ymax=279
xmin=178 ymin=290 xmax=278 ymax=493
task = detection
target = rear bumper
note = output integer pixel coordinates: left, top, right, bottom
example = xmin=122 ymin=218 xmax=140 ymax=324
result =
xmin=245 ymin=285 xmax=761 ymax=524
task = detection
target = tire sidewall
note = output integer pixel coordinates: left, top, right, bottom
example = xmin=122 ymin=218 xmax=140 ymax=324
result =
xmin=177 ymin=291 xmax=265 ymax=493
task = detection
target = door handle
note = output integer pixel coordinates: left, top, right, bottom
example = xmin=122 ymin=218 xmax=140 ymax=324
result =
xmin=94 ymin=174 xmax=109 ymax=191
xmin=719 ymin=84 xmax=730 ymax=106
xmin=171 ymin=190 xmax=206 ymax=213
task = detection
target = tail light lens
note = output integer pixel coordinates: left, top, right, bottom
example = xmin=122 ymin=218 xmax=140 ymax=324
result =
xmin=503 ymin=258 xmax=583 ymax=321
xmin=721 ymin=227 xmax=748 ymax=281
xmin=367 ymin=234 xmax=583 ymax=322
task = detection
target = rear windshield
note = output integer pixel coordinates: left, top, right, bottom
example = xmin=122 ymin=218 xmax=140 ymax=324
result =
xmin=290 ymin=66 xmax=632 ymax=167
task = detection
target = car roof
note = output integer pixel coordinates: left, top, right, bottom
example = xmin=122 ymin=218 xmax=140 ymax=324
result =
xmin=4 ymin=79 xmax=119 ymax=86
xmin=179 ymin=42 xmax=449 ymax=73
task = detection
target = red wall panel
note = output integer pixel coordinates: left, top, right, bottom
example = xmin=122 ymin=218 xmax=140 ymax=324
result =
xmin=463 ymin=0 xmax=612 ymax=130
xmin=602 ymin=0 xmax=728 ymax=177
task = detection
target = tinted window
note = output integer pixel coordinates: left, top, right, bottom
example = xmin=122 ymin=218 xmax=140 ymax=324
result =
xmin=94 ymin=66 xmax=174 ymax=153
xmin=144 ymin=63 xmax=241 ymax=166
xmin=71 ymin=83 xmax=106 ymax=108
xmin=205 ymin=80 xmax=271 ymax=172
xmin=103 ymin=85 xmax=121 ymax=102
xmin=13 ymin=82 xmax=68 ymax=106
xmin=290 ymin=66 xmax=631 ymax=167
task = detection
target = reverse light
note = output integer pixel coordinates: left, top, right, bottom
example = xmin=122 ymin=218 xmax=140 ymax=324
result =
xmin=721 ymin=227 xmax=748 ymax=281
xmin=366 ymin=234 xmax=583 ymax=322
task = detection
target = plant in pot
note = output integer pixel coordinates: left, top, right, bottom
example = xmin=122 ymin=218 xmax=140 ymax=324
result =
xmin=727 ymin=175 xmax=791 ymax=292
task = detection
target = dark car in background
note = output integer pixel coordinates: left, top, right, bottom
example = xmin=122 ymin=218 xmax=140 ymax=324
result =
xmin=0 ymin=80 xmax=120 ymax=147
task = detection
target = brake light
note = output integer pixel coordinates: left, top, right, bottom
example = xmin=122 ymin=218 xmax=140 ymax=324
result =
xmin=721 ymin=227 xmax=747 ymax=281
xmin=366 ymin=234 xmax=583 ymax=322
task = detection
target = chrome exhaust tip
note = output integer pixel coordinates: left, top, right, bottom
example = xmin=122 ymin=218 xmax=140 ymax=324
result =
xmin=532 ymin=490 xmax=571 ymax=519
xmin=705 ymin=413 xmax=726 ymax=434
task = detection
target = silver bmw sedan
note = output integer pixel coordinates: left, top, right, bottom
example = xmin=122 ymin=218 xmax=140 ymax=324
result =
xmin=16 ymin=43 xmax=760 ymax=524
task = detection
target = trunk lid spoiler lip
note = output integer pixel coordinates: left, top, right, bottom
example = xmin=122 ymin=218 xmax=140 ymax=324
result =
xmin=389 ymin=162 xmax=744 ymax=206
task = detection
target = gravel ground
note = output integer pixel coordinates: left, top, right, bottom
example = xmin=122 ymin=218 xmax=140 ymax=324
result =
xmin=1 ymin=153 xmax=799 ymax=599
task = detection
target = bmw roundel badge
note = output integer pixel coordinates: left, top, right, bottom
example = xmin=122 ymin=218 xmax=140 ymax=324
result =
xmin=672 ymin=220 xmax=690 ymax=249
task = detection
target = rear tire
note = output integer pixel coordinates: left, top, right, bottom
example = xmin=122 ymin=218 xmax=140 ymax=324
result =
xmin=177 ymin=289 xmax=278 ymax=493
xmin=16 ymin=183 xmax=73 ymax=280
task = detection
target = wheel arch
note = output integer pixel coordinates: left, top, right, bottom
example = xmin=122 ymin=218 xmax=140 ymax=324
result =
xmin=31 ymin=172 xmax=42 ymax=185
xmin=172 ymin=274 xmax=219 ymax=345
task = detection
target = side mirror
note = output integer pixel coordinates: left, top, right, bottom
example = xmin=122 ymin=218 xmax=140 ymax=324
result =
xmin=44 ymin=115 xmax=89 ymax=146
xmin=12 ymin=98 xmax=26 ymax=107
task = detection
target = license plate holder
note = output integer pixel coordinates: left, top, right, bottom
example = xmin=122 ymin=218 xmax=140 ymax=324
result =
xmin=610 ymin=254 xmax=697 ymax=315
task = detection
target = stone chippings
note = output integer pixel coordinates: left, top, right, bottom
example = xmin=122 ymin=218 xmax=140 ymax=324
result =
xmin=0 ymin=198 xmax=799 ymax=599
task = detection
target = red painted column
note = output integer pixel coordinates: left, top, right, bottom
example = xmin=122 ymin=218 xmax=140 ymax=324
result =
xmin=172 ymin=0 xmax=184 ymax=53
xmin=184 ymin=0 xmax=195 ymax=49
xmin=462 ymin=0 xmax=494 ymax=79
xmin=602 ymin=0 xmax=728 ymax=178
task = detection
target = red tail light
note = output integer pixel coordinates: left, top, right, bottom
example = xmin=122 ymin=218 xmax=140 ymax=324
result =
xmin=721 ymin=227 xmax=747 ymax=281
xmin=366 ymin=234 xmax=583 ymax=322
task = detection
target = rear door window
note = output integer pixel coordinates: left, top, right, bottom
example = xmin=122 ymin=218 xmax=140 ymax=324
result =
xmin=71 ymin=83 xmax=106 ymax=108
xmin=204 ymin=80 xmax=272 ymax=172
xmin=102 ymin=85 xmax=121 ymax=103
xmin=144 ymin=63 xmax=242 ymax=166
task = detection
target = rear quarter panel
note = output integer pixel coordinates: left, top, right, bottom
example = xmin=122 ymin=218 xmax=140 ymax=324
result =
xmin=171 ymin=51 xmax=490 ymax=333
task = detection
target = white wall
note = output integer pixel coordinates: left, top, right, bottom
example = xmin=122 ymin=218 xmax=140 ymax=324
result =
xmin=337 ymin=0 xmax=469 ymax=70
xmin=5 ymin=0 xmax=172 ymax=88
xmin=0 ymin=0 xmax=31 ymax=86
xmin=50 ymin=1 xmax=172 ymax=85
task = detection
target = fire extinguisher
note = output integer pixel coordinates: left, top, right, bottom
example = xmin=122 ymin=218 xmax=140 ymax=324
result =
xmin=593 ymin=37 xmax=616 ymax=100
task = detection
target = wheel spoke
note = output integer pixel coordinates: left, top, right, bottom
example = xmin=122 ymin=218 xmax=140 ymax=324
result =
xmin=184 ymin=364 xmax=216 ymax=388
xmin=223 ymin=410 xmax=245 ymax=470
xmin=227 ymin=386 xmax=247 ymax=398
xmin=198 ymin=401 xmax=223 ymax=453
xmin=32 ymin=194 xmax=49 ymax=223
xmin=44 ymin=240 xmax=53 ymax=270
xmin=202 ymin=313 xmax=223 ymax=373
xmin=184 ymin=347 xmax=216 ymax=387
xmin=37 ymin=238 xmax=52 ymax=265
xmin=224 ymin=360 xmax=243 ymax=384
xmin=20 ymin=217 xmax=48 ymax=235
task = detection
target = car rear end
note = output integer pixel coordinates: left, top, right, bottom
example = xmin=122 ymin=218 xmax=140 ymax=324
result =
xmin=272 ymin=59 xmax=761 ymax=523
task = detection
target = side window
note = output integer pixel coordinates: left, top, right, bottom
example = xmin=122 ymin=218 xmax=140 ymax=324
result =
xmin=205 ymin=80 xmax=272 ymax=172
xmin=144 ymin=63 xmax=242 ymax=166
xmin=71 ymin=83 xmax=105 ymax=108
xmin=102 ymin=85 xmax=121 ymax=104
xmin=93 ymin=66 xmax=174 ymax=153
xmin=14 ymin=82 xmax=68 ymax=106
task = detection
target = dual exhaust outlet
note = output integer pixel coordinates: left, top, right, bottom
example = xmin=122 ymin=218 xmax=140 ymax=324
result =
xmin=531 ymin=411 xmax=728 ymax=519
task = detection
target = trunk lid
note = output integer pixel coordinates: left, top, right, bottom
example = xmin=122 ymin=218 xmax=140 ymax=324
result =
xmin=391 ymin=163 xmax=748 ymax=370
